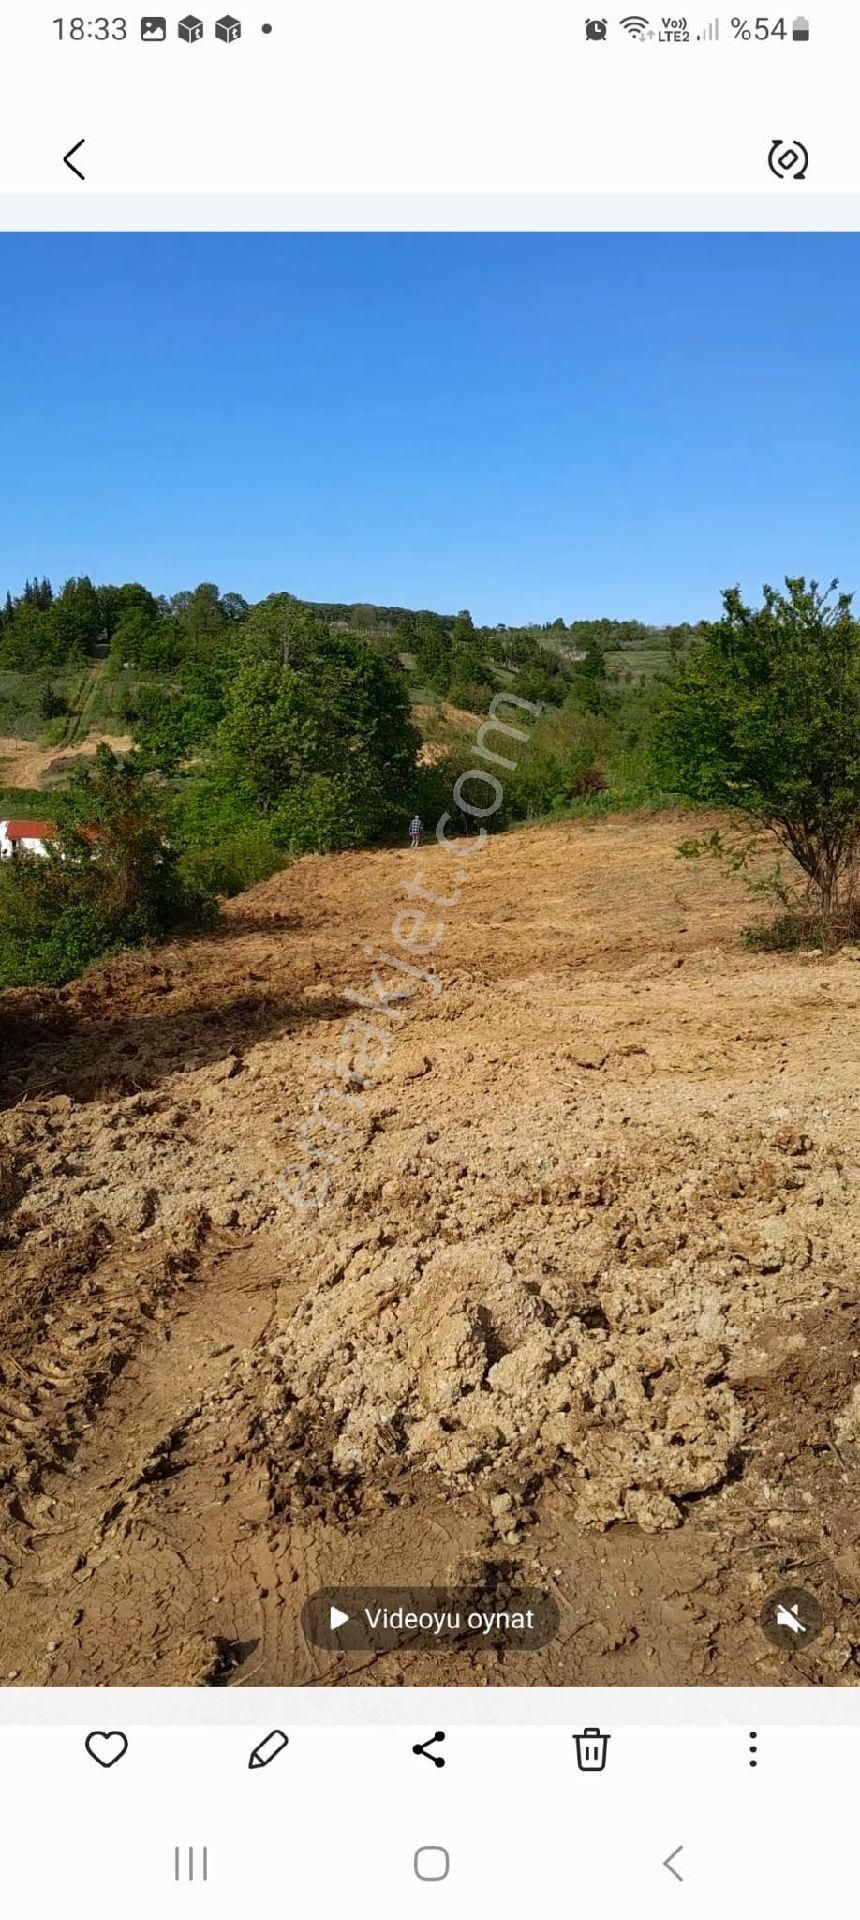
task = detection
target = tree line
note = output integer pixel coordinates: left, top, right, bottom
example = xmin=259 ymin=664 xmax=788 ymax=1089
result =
xmin=0 ymin=573 xmax=700 ymax=683
xmin=1 ymin=574 xmax=856 ymax=994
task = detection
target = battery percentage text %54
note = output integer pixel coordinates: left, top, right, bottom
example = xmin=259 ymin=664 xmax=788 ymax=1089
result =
xmin=731 ymin=17 xmax=797 ymax=36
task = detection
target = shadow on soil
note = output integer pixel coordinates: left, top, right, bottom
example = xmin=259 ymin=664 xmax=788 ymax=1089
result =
xmin=0 ymin=985 xmax=349 ymax=1107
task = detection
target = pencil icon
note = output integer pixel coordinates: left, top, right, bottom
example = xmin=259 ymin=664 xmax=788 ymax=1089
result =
xmin=248 ymin=1729 xmax=289 ymax=1770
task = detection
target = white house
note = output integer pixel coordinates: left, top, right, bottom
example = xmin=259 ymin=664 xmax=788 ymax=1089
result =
xmin=0 ymin=818 xmax=56 ymax=860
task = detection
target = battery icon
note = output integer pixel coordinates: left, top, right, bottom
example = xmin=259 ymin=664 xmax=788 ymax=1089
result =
xmin=792 ymin=15 xmax=810 ymax=38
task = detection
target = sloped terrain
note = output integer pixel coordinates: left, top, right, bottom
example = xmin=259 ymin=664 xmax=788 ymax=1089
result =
xmin=0 ymin=730 xmax=133 ymax=790
xmin=0 ymin=813 xmax=858 ymax=1686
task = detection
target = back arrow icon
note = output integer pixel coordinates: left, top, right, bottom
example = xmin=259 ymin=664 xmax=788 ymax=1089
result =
xmin=663 ymin=1845 xmax=684 ymax=1883
xmin=63 ymin=139 xmax=85 ymax=180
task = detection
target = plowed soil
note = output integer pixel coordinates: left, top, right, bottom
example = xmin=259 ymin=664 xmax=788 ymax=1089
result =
xmin=1 ymin=812 xmax=858 ymax=1686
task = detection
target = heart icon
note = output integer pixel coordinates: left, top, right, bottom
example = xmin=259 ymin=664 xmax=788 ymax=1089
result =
xmin=85 ymin=1730 xmax=129 ymax=1769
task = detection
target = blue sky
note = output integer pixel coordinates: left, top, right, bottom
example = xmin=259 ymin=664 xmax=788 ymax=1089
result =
xmin=1 ymin=232 xmax=859 ymax=625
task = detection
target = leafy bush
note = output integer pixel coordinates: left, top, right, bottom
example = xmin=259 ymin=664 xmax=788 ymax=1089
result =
xmin=502 ymin=746 xmax=572 ymax=821
xmin=654 ymin=577 xmax=860 ymax=928
xmin=446 ymin=677 xmax=494 ymax=714
xmin=272 ymin=774 xmax=351 ymax=854
xmin=179 ymin=826 xmax=285 ymax=898
xmin=0 ymin=744 xmax=214 ymax=989
xmin=31 ymin=901 xmax=127 ymax=985
xmin=38 ymin=682 xmax=68 ymax=721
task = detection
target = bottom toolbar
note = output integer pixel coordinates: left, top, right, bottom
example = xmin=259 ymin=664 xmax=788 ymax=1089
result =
xmin=0 ymin=1723 xmax=855 ymax=1917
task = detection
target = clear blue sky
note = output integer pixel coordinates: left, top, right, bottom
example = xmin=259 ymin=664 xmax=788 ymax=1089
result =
xmin=2 ymin=232 xmax=859 ymax=626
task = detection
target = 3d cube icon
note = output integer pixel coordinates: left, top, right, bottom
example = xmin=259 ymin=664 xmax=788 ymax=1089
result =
xmin=178 ymin=14 xmax=204 ymax=40
xmin=215 ymin=15 xmax=242 ymax=39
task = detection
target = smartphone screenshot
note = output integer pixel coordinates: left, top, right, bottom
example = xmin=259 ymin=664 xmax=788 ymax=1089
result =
xmin=0 ymin=0 xmax=857 ymax=1910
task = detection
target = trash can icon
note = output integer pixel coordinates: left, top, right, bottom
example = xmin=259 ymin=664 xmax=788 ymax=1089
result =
xmin=574 ymin=1727 xmax=610 ymax=1772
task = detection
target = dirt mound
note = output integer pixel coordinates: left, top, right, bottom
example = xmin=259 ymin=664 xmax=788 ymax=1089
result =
xmin=245 ymin=1101 xmax=854 ymax=1553
xmin=259 ymin=1225 xmax=742 ymax=1534
xmin=0 ymin=812 xmax=857 ymax=1685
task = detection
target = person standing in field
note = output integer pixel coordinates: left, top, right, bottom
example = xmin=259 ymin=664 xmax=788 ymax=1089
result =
xmin=409 ymin=814 xmax=423 ymax=850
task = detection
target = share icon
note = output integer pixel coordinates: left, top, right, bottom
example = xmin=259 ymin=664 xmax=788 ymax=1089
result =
xmin=413 ymin=1731 xmax=446 ymax=1767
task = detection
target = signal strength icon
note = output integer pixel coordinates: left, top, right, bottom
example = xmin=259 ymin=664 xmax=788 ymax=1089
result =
xmin=620 ymin=14 xmax=649 ymax=35
xmin=697 ymin=15 xmax=720 ymax=35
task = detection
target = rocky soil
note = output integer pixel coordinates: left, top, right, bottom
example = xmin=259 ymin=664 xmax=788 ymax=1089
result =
xmin=0 ymin=812 xmax=857 ymax=1685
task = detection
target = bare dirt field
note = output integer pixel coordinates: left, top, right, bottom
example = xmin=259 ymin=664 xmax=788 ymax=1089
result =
xmin=0 ymin=732 xmax=133 ymax=791
xmin=0 ymin=812 xmax=858 ymax=1687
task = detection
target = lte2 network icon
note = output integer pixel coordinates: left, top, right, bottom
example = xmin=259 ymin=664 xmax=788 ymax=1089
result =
xmin=216 ymin=14 xmax=242 ymax=39
xmin=178 ymin=13 xmax=204 ymax=40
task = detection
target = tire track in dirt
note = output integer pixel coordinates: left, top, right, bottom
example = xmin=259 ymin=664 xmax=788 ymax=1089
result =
xmin=0 ymin=813 xmax=857 ymax=1685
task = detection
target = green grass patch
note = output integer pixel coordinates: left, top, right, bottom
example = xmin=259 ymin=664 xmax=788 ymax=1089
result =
xmin=0 ymin=669 xmax=81 ymax=740
xmin=605 ymin=647 xmax=671 ymax=682
xmin=0 ymin=786 xmax=48 ymax=817
xmin=742 ymin=905 xmax=860 ymax=952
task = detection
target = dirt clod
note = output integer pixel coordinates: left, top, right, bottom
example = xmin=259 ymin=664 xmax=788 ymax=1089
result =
xmin=0 ymin=813 xmax=857 ymax=1686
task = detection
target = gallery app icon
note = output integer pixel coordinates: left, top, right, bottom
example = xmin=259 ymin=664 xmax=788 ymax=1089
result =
xmin=140 ymin=14 xmax=167 ymax=36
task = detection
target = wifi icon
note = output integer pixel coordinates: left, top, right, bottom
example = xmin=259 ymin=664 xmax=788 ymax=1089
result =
xmin=620 ymin=13 xmax=649 ymax=35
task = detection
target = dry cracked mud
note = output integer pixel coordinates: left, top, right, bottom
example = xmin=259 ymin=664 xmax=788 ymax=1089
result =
xmin=0 ymin=812 xmax=858 ymax=1686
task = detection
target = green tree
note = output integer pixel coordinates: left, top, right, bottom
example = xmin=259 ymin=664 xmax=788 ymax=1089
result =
xmin=653 ymin=577 xmax=860 ymax=924
xmin=582 ymin=637 xmax=606 ymax=682
xmin=54 ymin=744 xmax=191 ymax=926
xmin=38 ymin=681 xmax=68 ymax=721
xmin=414 ymin=611 xmax=451 ymax=692
xmin=97 ymin=581 xmax=160 ymax=643
xmin=172 ymin=582 xmax=245 ymax=661
xmin=109 ymin=605 xmax=170 ymax=670
xmin=53 ymin=575 xmax=103 ymax=659
xmin=135 ymin=663 xmax=225 ymax=771
xmin=0 ymin=746 xmax=210 ymax=988
xmin=218 ymin=631 xmax=419 ymax=847
xmin=239 ymin=595 xmax=320 ymax=669
xmin=0 ymin=598 xmax=60 ymax=670
xmin=571 ymin=636 xmax=611 ymax=714
xmin=451 ymin=610 xmax=474 ymax=644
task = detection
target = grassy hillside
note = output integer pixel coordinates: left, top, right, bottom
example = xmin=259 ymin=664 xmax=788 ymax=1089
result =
xmin=605 ymin=644 xmax=672 ymax=683
xmin=0 ymin=663 xmax=172 ymax=749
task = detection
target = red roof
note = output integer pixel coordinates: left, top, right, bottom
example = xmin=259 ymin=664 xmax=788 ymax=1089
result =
xmin=6 ymin=820 xmax=56 ymax=841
